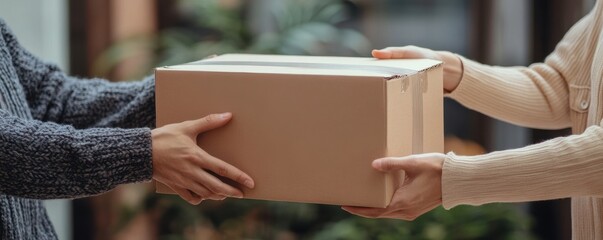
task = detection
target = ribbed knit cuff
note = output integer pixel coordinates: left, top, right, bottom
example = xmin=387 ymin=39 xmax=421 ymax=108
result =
xmin=41 ymin=127 xmax=155 ymax=198
xmin=441 ymin=152 xmax=478 ymax=209
xmin=444 ymin=55 xmax=480 ymax=101
xmin=0 ymin=111 xmax=154 ymax=199
xmin=80 ymin=127 xmax=154 ymax=186
xmin=442 ymin=125 xmax=603 ymax=209
xmin=139 ymin=76 xmax=156 ymax=129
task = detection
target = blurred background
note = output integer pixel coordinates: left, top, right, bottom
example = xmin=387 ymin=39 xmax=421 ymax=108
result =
xmin=0 ymin=0 xmax=596 ymax=239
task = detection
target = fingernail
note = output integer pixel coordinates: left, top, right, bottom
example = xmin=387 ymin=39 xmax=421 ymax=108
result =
xmin=372 ymin=159 xmax=383 ymax=169
xmin=244 ymin=179 xmax=254 ymax=189
xmin=218 ymin=112 xmax=232 ymax=119
xmin=233 ymin=193 xmax=244 ymax=199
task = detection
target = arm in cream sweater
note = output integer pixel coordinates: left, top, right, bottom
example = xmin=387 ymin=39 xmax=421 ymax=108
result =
xmin=448 ymin=4 xmax=598 ymax=130
xmin=443 ymin=124 xmax=603 ymax=208
xmin=443 ymin=3 xmax=603 ymax=208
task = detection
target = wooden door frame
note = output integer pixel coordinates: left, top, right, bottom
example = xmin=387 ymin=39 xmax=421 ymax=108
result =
xmin=530 ymin=1 xmax=585 ymax=239
xmin=69 ymin=1 xmax=157 ymax=239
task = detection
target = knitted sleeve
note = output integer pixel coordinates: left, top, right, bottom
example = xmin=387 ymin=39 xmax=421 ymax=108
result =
xmin=442 ymin=4 xmax=603 ymax=207
xmin=442 ymin=124 xmax=603 ymax=208
xmin=0 ymin=20 xmax=155 ymax=129
xmin=0 ymin=109 xmax=153 ymax=199
xmin=446 ymin=5 xmax=597 ymax=130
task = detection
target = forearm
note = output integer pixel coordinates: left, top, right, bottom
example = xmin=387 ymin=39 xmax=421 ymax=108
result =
xmin=442 ymin=125 xmax=603 ymax=209
xmin=0 ymin=110 xmax=153 ymax=199
xmin=436 ymin=51 xmax=463 ymax=93
xmin=443 ymin=6 xmax=598 ymax=129
xmin=32 ymin=75 xmax=157 ymax=129
xmin=446 ymin=57 xmax=571 ymax=129
xmin=2 ymin=19 xmax=155 ymax=128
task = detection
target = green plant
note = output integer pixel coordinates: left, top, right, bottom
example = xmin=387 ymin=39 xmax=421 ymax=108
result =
xmin=136 ymin=195 xmax=534 ymax=240
xmin=93 ymin=0 xmax=371 ymax=80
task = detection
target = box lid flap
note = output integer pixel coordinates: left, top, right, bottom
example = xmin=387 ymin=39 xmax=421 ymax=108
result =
xmin=157 ymin=54 xmax=442 ymax=79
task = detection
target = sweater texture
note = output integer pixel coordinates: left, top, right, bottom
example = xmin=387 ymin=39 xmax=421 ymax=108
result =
xmin=444 ymin=1 xmax=603 ymax=239
xmin=0 ymin=19 xmax=155 ymax=239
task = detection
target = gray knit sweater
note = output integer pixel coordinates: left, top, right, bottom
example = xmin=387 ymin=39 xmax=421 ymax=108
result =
xmin=0 ymin=20 xmax=155 ymax=239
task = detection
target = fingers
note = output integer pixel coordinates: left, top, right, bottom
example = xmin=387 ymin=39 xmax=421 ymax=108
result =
xmin=152 ymin=112 xmax=250 ymax=204
xmin=372 ymin=46 xmax=434 ymax=60
xmin=342 ymin=207 xmax=415 ymax=220
xmin=193 ymin=169 xmax=245 ymax=198
xmin=372 ymin=46 xmax=416 ymax=59
xmin=382 ymin=198 xmax=441 ymax=220
xmin=170 ymin=185 xmax=203 ymax=205
xmin=371 ymin=49 xmax=395 ymax=59
xmin=372 ymin=153 xmax=445 ymax=172
xmin=372 ymin=156 xmax=417 ymax=172
xmin=187 ymin=112 xmax=232 ymax=135
xmin=186 ymin=150 xmax=252 ymax=197
xmin=205 ymin=194 xmax=227 ymax=201
xmin=200 ymin=151 xmax=255 ymax=189
xmin=342 ymin=202 xmax=437 ymax=221
xmin=341 ymin=206 xmax=417 ymax=220
xmin=341 ymin=206 xmax=394 ymax=218
xmin=170 ymin=184 xmax=226 ymax=204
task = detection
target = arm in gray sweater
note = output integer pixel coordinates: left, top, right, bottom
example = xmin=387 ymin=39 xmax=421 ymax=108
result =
xmin=0 ymin=109 xmax=153 ymax=199
xmin=1 ymin=19 xmax=155 ymax=129
xmin=0 ymin=19 xmax=154 ymax=199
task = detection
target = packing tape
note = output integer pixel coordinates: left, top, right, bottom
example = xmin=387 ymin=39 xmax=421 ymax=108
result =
xmin=411 ymin=72 xmax=427 ymax=154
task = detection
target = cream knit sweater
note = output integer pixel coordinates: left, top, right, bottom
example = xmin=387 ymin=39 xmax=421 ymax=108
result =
xmin=443 ymin=1 xmax=603 ymax=239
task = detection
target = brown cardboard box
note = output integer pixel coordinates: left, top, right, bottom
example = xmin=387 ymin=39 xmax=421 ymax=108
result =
xmin=154 ymin=54 xmax=443 ymax=208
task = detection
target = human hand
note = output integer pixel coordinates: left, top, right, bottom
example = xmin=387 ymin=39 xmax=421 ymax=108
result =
xmin=342 ymin=153 xmax=445 ymax=220
xmin=151 ymin=113 xmax=255 ymax=205
xmin=372 ymin=46 xmax=463 ymax=92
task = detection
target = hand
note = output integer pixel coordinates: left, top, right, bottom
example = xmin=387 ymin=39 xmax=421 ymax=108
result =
xmin=342 ymin=153 xmax=445 ymax=220
xmin=151 ymin=112 xmax=255 ymax=205
xmin=372 ymin=46 xmax=463 ymax=92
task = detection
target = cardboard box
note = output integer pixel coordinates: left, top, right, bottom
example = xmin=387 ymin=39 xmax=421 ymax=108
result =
xmin=154 ymin=54 xmax=443 ymax=208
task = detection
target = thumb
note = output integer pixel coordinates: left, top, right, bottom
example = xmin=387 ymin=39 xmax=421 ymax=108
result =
xmin=372 ymin=47 xmax=414 ymax=59
xmin=372 ymin=49 xmax=395 ymax=59
xmin=188 ymin=112 xmax=232 ymax=134
xmin=372 ymin=46 xmax=431 ymax=60
xmin=372 ymin=156 xmax=417 ymax=172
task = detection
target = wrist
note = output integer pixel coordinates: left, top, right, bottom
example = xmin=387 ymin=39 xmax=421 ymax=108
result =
xmin=436 ymin=51 xmax=463 ymax=92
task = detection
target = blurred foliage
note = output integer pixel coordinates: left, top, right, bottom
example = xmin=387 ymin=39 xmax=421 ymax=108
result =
xmin=105 ymin=0 xmax=536 ymax=239
xmin=93 ymin=0 xmax=371 ymax=79
xmin=127 ymin=194 xmax=535 ymax=240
